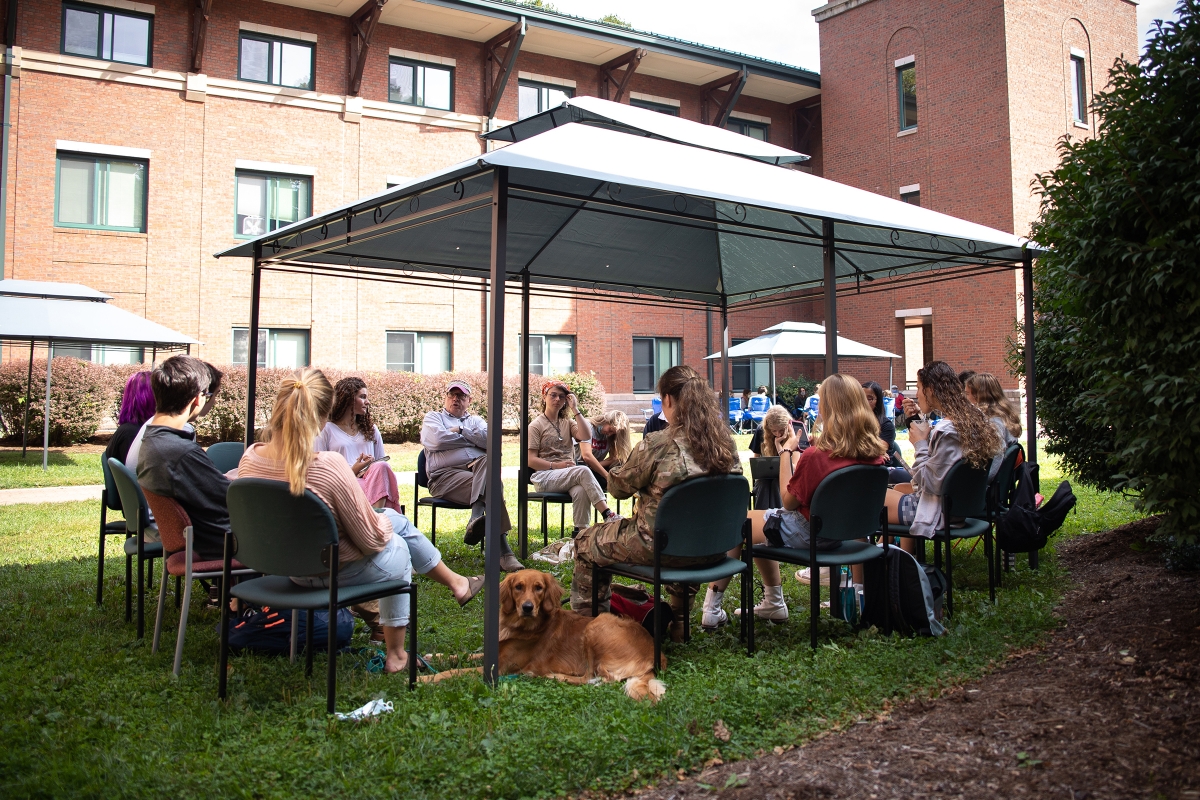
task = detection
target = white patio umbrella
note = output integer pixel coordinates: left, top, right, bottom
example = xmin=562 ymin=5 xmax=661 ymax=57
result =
xmin=705 ymin=321 xmax=901 ymax=399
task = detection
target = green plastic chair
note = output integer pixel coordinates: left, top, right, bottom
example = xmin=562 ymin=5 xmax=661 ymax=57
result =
xmin=205 ymin=442 xmax=245 ymax=474
xmin=752 ymin=465 xmax=890 ymax=649
xmin=106 ymin=458 xmax=162 ymax=639
xmin=986 ymin=444 xmax=1023 ymax=598
xmin=591 ymin=474 xmax=752 ymax=673
xmin=889 ymin=459 xmax=990 ymax=617
xmin=220 ymin=478 xmax=417 ymax=713
xmin=98 ymin=454 xmax=131 ymax=606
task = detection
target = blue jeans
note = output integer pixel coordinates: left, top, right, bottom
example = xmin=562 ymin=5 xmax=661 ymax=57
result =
xmin=291 ymin=509 xmax=441 ymax=628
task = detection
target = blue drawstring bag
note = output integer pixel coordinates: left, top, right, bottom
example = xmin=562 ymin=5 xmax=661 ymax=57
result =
xmin=221 ymin=605 xmax=355 ymax=655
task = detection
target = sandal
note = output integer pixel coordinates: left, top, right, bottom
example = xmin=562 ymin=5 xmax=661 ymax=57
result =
xmin=458 ymin=575 xmax=485 ymax=608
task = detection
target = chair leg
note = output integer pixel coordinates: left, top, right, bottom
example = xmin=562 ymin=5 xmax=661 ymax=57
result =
xmin=413 ymin=478 xmax=419 ymax=527
xmin=97 ymin=513 xmax=106 ymax=606
xmin=218 ymin=563 xmax=232 ymax=701
xmin=810 ymin=562 xmax=820 ymax=650
xmin=408 ymin=585 xmax=417 ymax=691
xmin=290 ymin=611 xmax=299 ymax=664
xmin=125 ymin=549 xmax=133 ymax=622
xmin=137 ymin=552 xmax=145 ymax=639
xmin=173 ymin=571 xmax=193 ymax=677
xmin=152 ymin=559 xmax=169 ymax=654
xmin=746 ymin=570 xmax=755 ymax=656
xmin=560 ymin=502 xmax=565 ymax=539
xmin=429 ymin=506 xmax=436 ymax=546
xmin=945 ymin=535 xmax=953 ymax=617
xmin=326 ymin=603 xmax=338 ymax=716
xmin=305 ymin=609 xmax=315 ymax=678
xmin=541 ymin=501 xmax=548 ymax=547
xmin=652 ymin=580 xmax=661 ymax=676
xmin=985 ymin=526 xmax=996 ymax=604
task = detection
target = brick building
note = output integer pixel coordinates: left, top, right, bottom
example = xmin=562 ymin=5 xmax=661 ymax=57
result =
xmin=0 ymin=0 xmax=1136 ymax=401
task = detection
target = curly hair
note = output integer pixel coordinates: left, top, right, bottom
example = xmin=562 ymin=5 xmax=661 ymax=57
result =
xmin=657 ymin=365 xmax=737 ymax=474
xmin=917 ymin=361 xmax=1001 ymax=469
xmin=966 ymin=372 xmax=1023 ymax=438
xmin=329 ymin=377 xmax=375 ymax=439
xmin=815 ymin=374 xmax=887 ymax=460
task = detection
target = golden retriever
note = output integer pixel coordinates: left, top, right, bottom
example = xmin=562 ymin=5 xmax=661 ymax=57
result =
xmin=420 ymin=569 xmax=666 ymax=702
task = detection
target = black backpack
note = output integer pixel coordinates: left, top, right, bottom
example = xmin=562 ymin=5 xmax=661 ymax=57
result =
xmin=220 ymin=605 xmax=355 ymax=655
xmin=996 ymin=462 xmax=1077 ymax=552
xmin=860 ymin=547 xmax=947 ymax=637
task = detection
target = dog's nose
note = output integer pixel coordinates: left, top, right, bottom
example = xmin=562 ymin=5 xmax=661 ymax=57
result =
xmin=521 ymin=601 xmax=535 ymax=615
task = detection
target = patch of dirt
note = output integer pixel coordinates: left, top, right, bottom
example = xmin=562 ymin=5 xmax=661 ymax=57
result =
xmin=629 ymin=517 xmax=1200 ymax=800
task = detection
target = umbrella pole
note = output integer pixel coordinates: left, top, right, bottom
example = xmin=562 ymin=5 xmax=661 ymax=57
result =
xmin=483 ymin=167 xmax=509 ymax=687
xmin=770 ymin=357 xmax=776 ymax=405
xmin=20 ymin=342 xmax=32 ymax=458
xmin=42 ymin=344 xmax=52 ymax=471
xmin=518 ymin=269 xmax=530 ymax=559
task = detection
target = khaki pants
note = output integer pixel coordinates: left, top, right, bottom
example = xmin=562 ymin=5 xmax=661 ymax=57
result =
xmin=531 ymin=465 xmax=605 ymax=530
xmin=428 ymin=457 xmax=511 ymax=532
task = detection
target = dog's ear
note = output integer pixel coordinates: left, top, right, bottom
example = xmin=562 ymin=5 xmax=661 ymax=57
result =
xmin=541 ymin=573 xmax=563 ymax=615
xmin=499 ymin=575 xmax=516 ymax=615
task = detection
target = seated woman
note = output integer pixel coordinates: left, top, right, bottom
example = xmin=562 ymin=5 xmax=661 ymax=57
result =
xmin=572 ymin=366 xmax=742 ymax=641
xmin=885 ymin=361 xmax=1002 ymax=553
xmin=528 ymin=381 xmax=617 ymax=536
xmin=703 ymin=374 xmax=887 ymax=628
xmin=965 ymin=372 xmax=1022 ymax=480
xmin=237 ymin=369 xmax=483 ymax=674
xmin=748 ymin=405 xmax=808 ymax=511
xmin=106 ymin=371 xmax=155 ymax=467
xmin=314 ymin=377 xmax=400 ymax=511
xmin=577 ymin=409 xmax=632 ymax=492
xmin=863 ymin=380 xmax=910 ymax=484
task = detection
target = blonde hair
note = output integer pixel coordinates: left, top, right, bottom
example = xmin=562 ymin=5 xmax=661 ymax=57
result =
xmin=266 ymin=368 xmax=334 ymax=495
xmin=657 ymin=365 xmax=738 ymax=474
xmin=759 ymin=405 xmax=794 ymax=457
xmin=590 ymin=409 xmax=632 ymax=463
xmin=814 ymin=373 xmax=887 ymax=461
xmin=966 ymin=372 xmax=1022 ymax=438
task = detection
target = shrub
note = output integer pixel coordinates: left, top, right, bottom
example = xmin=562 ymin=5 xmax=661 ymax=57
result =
xmin=0 ymin=358 xmax=116 ymax=445
xmin=776 ymin=375 xmax=819 ymax=407
xmin=1026 ymin=4 xmax=1200 ymax=540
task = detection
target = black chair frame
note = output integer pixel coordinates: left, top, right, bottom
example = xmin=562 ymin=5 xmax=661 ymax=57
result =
xmin=107 ymin=458 xmax=162 ymax=639
xmin=413 ymin=449 xmax=471 ymax=546
xmin=98 ymin=454 xmax=130 ymax=606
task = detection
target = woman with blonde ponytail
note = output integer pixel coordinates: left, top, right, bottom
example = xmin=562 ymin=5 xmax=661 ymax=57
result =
xmin=238 ymin=369 xmax=484 ymax=674
xmin=571 ymin=366 xmax=742 ymax=642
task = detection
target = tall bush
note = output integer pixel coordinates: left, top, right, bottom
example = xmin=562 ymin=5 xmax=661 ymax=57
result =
xmin=0 ymin=358 xmax=116 ymax=445
xmin=1026 ymin=3 xmax=1200 ymax=540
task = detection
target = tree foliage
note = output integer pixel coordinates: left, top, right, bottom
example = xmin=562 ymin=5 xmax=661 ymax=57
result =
xmin=1027 ymin=2 xmax=1200 ymax=540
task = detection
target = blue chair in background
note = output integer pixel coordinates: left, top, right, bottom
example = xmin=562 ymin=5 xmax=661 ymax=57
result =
xmin=745 ymin=395 xmax=770 ymax=428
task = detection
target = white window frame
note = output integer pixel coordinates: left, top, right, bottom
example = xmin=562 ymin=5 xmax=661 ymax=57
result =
xmin=386 ymin=331 xmax=452 ymax=373
xmin=231 ymin=327 xmax=311 ymax=369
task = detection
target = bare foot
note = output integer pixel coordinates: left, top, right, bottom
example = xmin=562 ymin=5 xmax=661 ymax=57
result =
xmin=384 ymin=652 xmax=409 ymax=674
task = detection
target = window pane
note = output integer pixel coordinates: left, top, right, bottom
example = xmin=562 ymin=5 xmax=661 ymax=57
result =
xmin=548 ymin=337 xmax=573 ymax=375
xmin=386 ymin=332 xmax=416 ymax=372
xmin=236 ymin=174 xmax=268 ymax=236
xmin=632 ymin=338 xmax=654 ymax=392
xmin=111 ymin=14 xmax=149 ymax=64
xmin=270 ymin=330 xmax=308 ymax=369
xmin=527 ymin=335 xmax=545 ymax=375
xmin=899 ymin=65 xmax=917 ymax=129
xmin=63 ymin=8 xmax=100 ymax=57
xmin=656 ymin=338 xmax=680 ymax=381
xmin=417 ymin=333 xmax=450 ymax=374
xmin=518 ymin=84 xmax=539 ymax=120
xmin=901 ymin=191 xmax=921 ymax=206
xmin=1072 ymin=57 xmax=1087 ymax=121
xmin=240 ymin=37 xmax=269 ymax=82
xmin=102 ymin=161 xmax=143 ymax=229
xmin=389 ymin=62 xmax=415 ymax=104
xmin=424 ymin=66 xmax=451 ymax=110
xmin=100 ymin=12 xmax=113 ymax=59
xmin=746 ymin=125 xmax=766 ymax=141
xmin=279 ymin=42 xmax=312 ymax=89
xmin=545 ymin=87 xmax=570 ymax=109
xmin=58 ymin=158 xmax=95 ymax=225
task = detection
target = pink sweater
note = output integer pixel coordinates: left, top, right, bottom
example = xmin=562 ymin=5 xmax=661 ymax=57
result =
xmin=238 ymin=443 xmax=392 ymax=565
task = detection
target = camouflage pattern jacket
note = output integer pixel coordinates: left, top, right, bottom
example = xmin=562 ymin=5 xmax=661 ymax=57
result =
xmin=607 ymin=427 xmax=743 ymax=544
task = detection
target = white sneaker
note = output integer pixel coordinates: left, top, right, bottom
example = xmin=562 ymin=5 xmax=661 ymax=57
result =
xmin=794 ymin=567 xmax=833 ymax=585
xmin=734 ymin=585 xmax=789 ymax=622
xmin=701 ymin=586 xmax=727 ymax=631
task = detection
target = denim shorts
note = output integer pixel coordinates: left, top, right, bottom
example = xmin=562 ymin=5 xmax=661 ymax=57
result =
xmin=896 ymin=493 xmax=919 ymax=526
xmin=762 ymin=508 xmax=812 ymax=550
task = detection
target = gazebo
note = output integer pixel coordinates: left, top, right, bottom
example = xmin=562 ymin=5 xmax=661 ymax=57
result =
xmin=216 ymin=97 xmax=1042 ymax=684
xmin=0 ymin=280 xmax=199 ymax=469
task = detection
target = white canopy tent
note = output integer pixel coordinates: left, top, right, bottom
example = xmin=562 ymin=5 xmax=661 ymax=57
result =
xmin=705 ymin=321 xmax=902 ymax=399
xmin=0 ymin=280 xmax=199 ymax=469
xmin=216 ymin=97 xmax=1043 ymax=685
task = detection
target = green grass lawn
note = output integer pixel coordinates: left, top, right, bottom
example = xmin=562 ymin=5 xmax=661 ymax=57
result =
xmin=0 ymin=455 xmax=1141 ymax=798
xmin=0 ymin=447 xmax=109 ymax=490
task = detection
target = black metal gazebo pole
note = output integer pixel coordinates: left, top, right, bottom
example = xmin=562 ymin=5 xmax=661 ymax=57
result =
xmin=518 ymin=269 xmax=530 ymax=559
xmin=720 ymin=295 xmax=729 ymax=425
xmin=823 ymin=218 xmax=838 ymax=377
xmin=483 ymin=167 xmax=509 ymax=686
xmin=20 ymin=341 xmax=32 ymax=458
xmin=244 ymin=243 xmax=263 ymax=448
xmin=1022 ymin=247 xmax=1039 ymax=569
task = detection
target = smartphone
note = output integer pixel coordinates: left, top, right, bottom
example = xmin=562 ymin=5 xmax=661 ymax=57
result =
xmin=372 ymin=455 xmax=391 ymax=464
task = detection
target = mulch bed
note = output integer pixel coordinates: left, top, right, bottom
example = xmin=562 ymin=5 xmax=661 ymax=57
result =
xmin=626 ymin=517 xmax=1200 ymax=800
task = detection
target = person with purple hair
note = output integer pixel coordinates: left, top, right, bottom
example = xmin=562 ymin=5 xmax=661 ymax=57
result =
xmin=105 ymin=371 xmax=156 ymax=466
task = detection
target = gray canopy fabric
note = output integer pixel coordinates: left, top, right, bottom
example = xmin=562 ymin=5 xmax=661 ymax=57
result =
xmin=0 ymin=280 xmax=198 ymax=469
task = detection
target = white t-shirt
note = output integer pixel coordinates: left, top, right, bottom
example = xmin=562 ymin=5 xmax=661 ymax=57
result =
xmin=313 ymin=421 xmax=385 ymax=466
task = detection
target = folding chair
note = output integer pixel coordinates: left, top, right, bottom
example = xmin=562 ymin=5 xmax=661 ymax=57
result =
xmin=413 ymin=449 xmax=471 ymax=545
xmin=97 ymin=454 xmax=130 ymax=606
xmin=106 ymin=458 xmax=162 ymax=638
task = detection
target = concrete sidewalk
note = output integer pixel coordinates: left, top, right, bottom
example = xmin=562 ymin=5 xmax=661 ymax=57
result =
xmin=0 ymin=485 xmax=103 ymax=506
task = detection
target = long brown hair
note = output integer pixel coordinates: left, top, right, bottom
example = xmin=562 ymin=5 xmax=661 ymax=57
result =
xmin=329 ymin=377 xmax=375 ymax=439
xmin=266 ymin=368 xmax=334 ymax=495
xmin=966 ymin=372 xmax=1022 ymax=437
xmin=657 ymin=365 xmax=737 ymax=474
xmin=589 ymin=409 xmax=633 ymax=463
xmin=917 ymin=361 xmax=1001 ymax=469
xmin=815 ymin=374 xmax=887 ymax=460
xmin=759 ymin=405 xmax=794 ymax=457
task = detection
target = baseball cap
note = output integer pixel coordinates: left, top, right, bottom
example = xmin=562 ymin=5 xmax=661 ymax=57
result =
xmin=446 ymin=380 xmax=472 ymax=396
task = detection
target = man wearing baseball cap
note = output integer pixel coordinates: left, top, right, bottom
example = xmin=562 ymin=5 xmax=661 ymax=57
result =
xmin=420 ymin=380 xmax=522 ymax=571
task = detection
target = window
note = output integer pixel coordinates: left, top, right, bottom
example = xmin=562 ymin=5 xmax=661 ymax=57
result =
xmin=632 ymin=337 xmax=681 ymax=393
xmin=897 ymin=62 xmax=917 ymax=131
xmin=902 ymin=317 xmax=933 ymax=391
xmin=234 ymin=171 xmax=311 ymax=237
xmin=55 ymin=153 xmax=147 ymax=232
xmin=901 ymin=190 xmax=921 ymax=206
xmin=386 ymin=331 xmax=451 ymax=373
xmin=232 ymin=328 xmax=310 ymax=369
xmin=1070 ymin=54 xmax=1087 ymax=123
xmin=725 ymin=119 xmax=769 ymax=141
xmin=389 ymin=58 xmax=453 ymax=111
xmin=731 ymin=339 xmax=770 ymax=393
xmin=62 ymin=2 xmax=152 ymax=66
xmin=55 ymin=343 xmax=144 ymax=365
xmin=521 ymin=334 xmax=575 ymax=376
xmin=238 ymin=33 xmax=314 ymax=90
xmin=630 ymin=98 xmax=679 ymax=116
xmin=518 ymin=80 xmax=573 ymax=120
